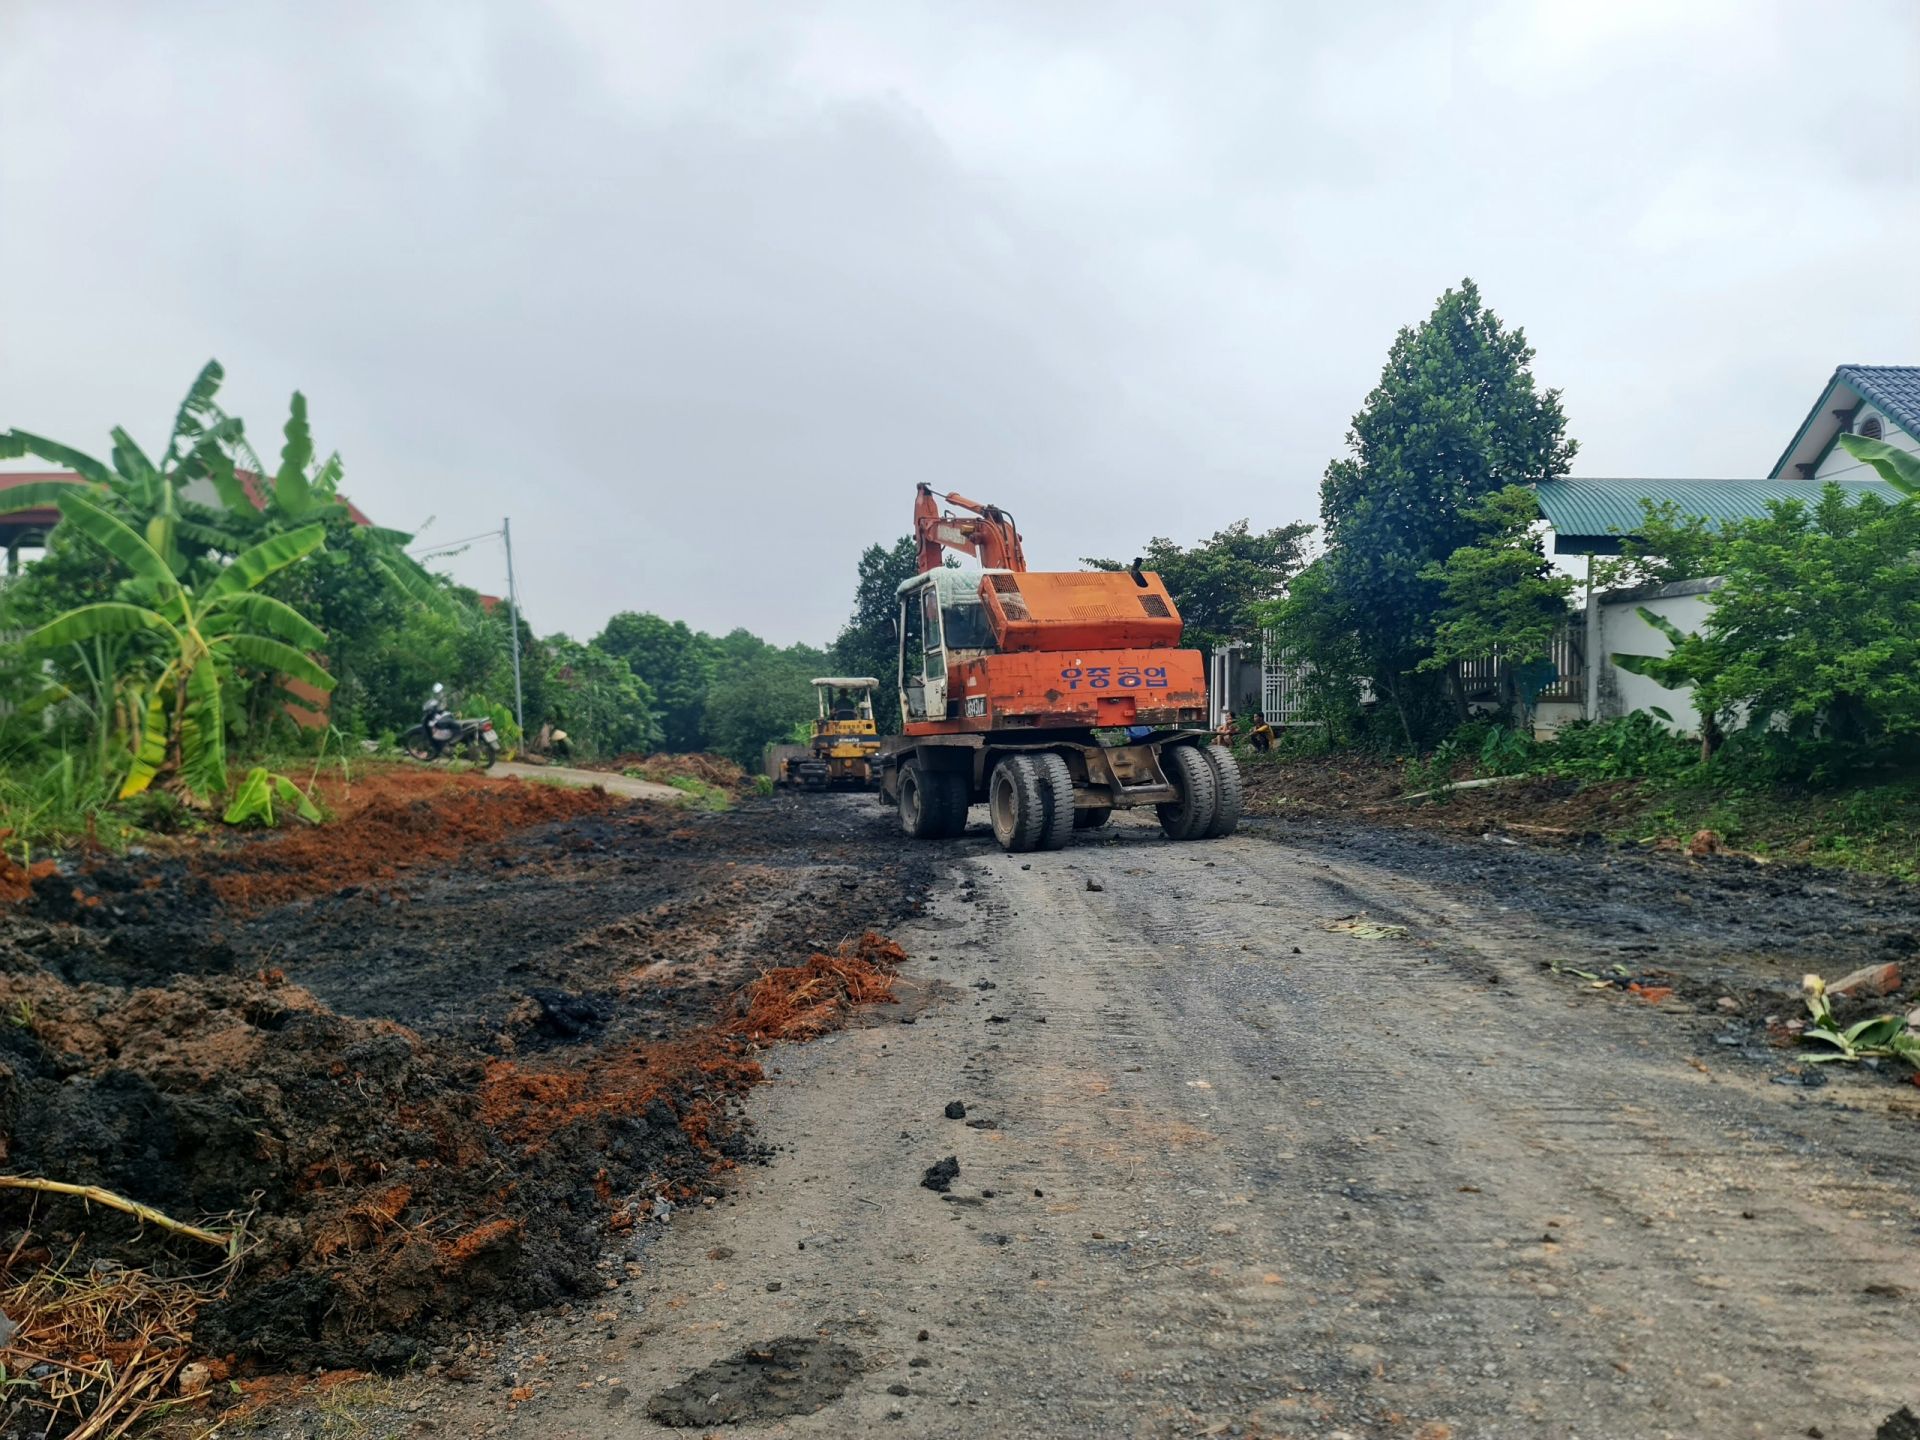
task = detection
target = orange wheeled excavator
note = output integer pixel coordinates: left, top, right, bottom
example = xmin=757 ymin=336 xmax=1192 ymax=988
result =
xmin=874 ymin=484 xmax=1242 ymax=852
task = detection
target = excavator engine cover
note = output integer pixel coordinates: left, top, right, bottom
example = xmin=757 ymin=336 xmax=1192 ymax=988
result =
xmin=978 ymin=571 xmax=1185 ymax=653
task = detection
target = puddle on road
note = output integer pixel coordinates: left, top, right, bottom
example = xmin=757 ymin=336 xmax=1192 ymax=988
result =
xmin=647 ymin=1336 xmax=862 ymax=1427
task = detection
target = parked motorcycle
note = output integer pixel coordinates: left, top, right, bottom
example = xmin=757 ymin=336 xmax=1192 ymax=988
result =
xmin=400 ymin=684 xmax=501 ymax=768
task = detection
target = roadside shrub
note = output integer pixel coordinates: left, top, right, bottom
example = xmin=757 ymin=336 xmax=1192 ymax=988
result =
xmin=1540 ymin=713 xmax=1699 ymax=782
xmin=1614 ymin=486 xmax=1920 ymax=780
xmin=1450 ymin=720 xmax=1538 ymax=775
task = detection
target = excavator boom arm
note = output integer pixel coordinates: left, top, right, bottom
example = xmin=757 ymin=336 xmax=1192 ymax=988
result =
xmin=914 ymin=482 xmax=1028 ymax=573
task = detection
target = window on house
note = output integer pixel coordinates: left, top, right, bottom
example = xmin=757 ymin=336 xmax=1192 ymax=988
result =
xmin=1858 ymin=414 xmax=1885 ymax=441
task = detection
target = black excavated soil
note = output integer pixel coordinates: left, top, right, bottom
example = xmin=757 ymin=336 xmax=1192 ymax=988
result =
xmin=0 ymin=789 xmax=934 ymax=1371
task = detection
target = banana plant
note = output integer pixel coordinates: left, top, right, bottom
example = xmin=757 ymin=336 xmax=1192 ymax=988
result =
xmin=213 ymin=388 xmax=454 ymax=613
xmin=223 ymin=765 xmax=323 ymax=826
xmin=1609 ymin=610 xmax=1727 ymax=757
xmin=1799 ymin=974 xmax=1920 ymax=1067
xmin=23 ymin=492 xmax=333 ymax=802
xmin=1837 ymin=432 xmax=1920 ymax=496
xmin=0 ymin=360 xmax=247 ymax=572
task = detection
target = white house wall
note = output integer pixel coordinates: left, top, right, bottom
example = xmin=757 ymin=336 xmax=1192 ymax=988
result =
xmin=1598 ymin=585 xmax=1714 ymax=731
xmin=1814 ymin=414 xmax=1919 ymax=479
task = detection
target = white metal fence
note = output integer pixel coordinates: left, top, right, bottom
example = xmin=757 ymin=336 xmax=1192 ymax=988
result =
xmin=1253 ymin=620 xmax=1586 ymax=726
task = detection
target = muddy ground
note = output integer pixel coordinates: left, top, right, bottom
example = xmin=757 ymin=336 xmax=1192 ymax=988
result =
xmin=230 ymin=795 xmax=1920 ymax=1440
xmin=9 ymin=767 xmax=1920 ymax=1437
xmin=0 ymin=770 xmax=936 ymax=1396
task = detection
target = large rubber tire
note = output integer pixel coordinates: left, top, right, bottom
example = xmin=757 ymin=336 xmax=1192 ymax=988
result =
xmin=930 ymin=769 xmax=971 ymax=838
xmin=1073 ymin=807 xmax=1112 ymax=831
xmin=898 ymin=762 xmax=946 ymax=839
xmin=1032 ymin=752 xmax=1074 ymax=851
xmin=1156 ymin=744 xmax=1218 ymax=841
xmin=401 ymin=726 xmax=435 ymax=762
xmin=1201 ymin=744 xmax=1243 ymax=838
xmin=467 ymin=736 xmax=497 ymax=770
xmin=988 ymin=755 xmax=1048 ymax=853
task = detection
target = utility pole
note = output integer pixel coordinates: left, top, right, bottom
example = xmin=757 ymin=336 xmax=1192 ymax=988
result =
xmin=503 ymin=516 xmax=524 ymax=737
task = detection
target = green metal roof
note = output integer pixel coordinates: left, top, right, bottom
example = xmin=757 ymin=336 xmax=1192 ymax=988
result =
xmin=1534 ymin=477 xmax=1906 ymax=555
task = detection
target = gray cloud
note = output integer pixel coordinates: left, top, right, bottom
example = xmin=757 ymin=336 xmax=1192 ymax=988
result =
xmin=3 ymin=0 xmax=1915 ymax=643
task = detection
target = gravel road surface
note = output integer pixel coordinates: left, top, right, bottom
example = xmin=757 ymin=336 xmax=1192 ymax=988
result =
xmin=252 ymin=798 xmax=1920 ymax=1440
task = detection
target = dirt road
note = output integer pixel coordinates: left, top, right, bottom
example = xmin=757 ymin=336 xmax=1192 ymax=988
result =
xmin=489 ymin=760 xmax=686 ymax=801
xmin=323 ymin=799 xmax=1920 ymax=1440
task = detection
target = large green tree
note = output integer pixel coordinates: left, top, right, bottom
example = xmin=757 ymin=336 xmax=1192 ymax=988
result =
xmin=594 ymin=611 xmax=714 ymax=751
xmin=1417 ymin=485 xmax=1576 ymax=699
xmin=1084 ymin=519 xmax=1312 ymax=652
xmin=541 ymin=636 xmax=661 ymax=757
xmin=831 ymin=536 xmax=919 ymax=731
xmin=701 ymin=640 xmax=828 ymax=768
xmin=1285 ymin=278 xmax=1574 ymax=743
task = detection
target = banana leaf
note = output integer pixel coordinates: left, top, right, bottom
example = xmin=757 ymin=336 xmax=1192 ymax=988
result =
xmin=197 ymin=440 xmax=254 ymax=514
xmin=223 ymin=765 xmax=273 ymax=825
xmin=201 ymin=523 xmax=327 ymax=601
xmin=177 ymin=658 xmax=227 ymax=800
xmin=273 ymin=393 xmax=315 ymax=517
xmin=220 ymin=633 xmax=335 ymax=691
xmin=1838 ymin=433 xmax=1920 ymax=496
xmin=119 ymin=687 xmax=170 ymax=798
xmin=109 ymin=427 xmax=161 ymax=508
xmin=0 ymin=478 xmax=93 ymax=516
xmin=275 ymin=773 xmax=323 ymax=822
xmin=369 ymin=550 xmax=458 ymax=614
xmin=55 ymin=492 xmax=180 ymax=592
xmin=1 ymin=430 xmax=114 ymax=485
xmin=208 ymin=591 xmax=329 ymax=651
xmin=165 ymin=359 xmax=226 ymax=465
xmin=26 ymin=602 xmax=173 ymax=648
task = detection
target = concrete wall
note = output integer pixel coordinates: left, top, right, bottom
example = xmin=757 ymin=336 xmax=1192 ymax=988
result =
xmin=1592 ymin=578 xmax=1717 ymax=732
xmin=1527 ymin=579 xmax=1717 ymax=736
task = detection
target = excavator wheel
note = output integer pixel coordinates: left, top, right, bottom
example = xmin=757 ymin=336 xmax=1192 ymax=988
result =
xmin=1156 ymin=744 xmax=1218 ymax=841
xmin=898 ymin=762 xmax=946 ymax=839
xmin=1032 ymin=752 xmax=1074 ymax=851
xmin=899 ymin=761 xmax=969 ymax=840
xmin=1201 ymin=744 xmax=1243 ymax=838
xmin=1073 ymin=807 xmax=1112 ymax=831
xmin=988 ymin=755 xmax=1048 ymax=853
xmin=928 ymin=769 xmax=970 ymax=838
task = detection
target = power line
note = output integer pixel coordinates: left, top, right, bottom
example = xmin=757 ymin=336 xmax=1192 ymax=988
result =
xmin=411 ymin=527 xmax=503 ymax=559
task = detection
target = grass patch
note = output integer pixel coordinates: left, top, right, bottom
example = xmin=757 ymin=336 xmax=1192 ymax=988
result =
xmin=1636 ymin=775 xmax=1920 ymax=880
xmin=661 ymin=774 xmax=732 ymax=811
xmin=0 ymin=746 xmax=351 ymax=862
xmin=1241 ymin=726 xmax=1920 ymax=883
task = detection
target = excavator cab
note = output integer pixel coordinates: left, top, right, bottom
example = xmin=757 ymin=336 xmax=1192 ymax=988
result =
xmin=897 ymin=569 xmax=998 ymax=723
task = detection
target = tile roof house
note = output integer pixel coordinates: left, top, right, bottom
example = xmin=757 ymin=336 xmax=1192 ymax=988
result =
xmin=1771 ymin=364 xmax=1920 ymax=480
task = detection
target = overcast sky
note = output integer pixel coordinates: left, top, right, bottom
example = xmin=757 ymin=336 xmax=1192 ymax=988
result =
xmin=3 ymin=1 xmax=1916 ymax=645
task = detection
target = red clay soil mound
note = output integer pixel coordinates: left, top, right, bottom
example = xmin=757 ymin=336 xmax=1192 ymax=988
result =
xmin=477 ymin=932 xmax=905 ymax=1153
xmin=0 ymin=854 xmax=59 ymax=905
xmin=204 ymin=767 xmax=623 ymax=911
xmin=733 ymin=931 xmax=905 ymax=1043
xmin=0 ymin=933 xmax=908 ymax=1374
